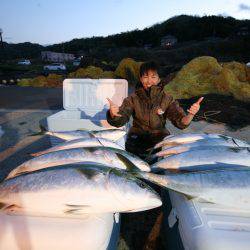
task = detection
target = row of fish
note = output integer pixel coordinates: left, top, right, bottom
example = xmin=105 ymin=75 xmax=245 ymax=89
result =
xmin=0 ymin=129 xmax=161 ymax=218
xmin=151 ymin=133 xmax=250 ymax=171
xmin=1 ymin=130 xmax=250 ymax=217
xmin=140 ymin=133 xmax=250 ymax=209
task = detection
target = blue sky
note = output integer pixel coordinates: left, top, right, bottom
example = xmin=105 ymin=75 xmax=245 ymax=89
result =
xmin=0 ymin=0 xmax=249 ymax=45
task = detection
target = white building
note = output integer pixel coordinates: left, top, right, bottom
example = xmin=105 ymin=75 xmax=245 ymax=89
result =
xmin=41 ymin=51 xmax=75 ymax=62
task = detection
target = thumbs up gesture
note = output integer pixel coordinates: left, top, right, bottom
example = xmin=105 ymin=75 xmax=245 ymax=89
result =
xmin=187 ymin=97 xmax=204 ymax=116
xmin=107 ymin=98 xmax=122 ymax=118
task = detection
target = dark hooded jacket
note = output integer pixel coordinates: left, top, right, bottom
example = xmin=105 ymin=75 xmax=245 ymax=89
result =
xmin=107 ymin=84 xmax=188 ymax=158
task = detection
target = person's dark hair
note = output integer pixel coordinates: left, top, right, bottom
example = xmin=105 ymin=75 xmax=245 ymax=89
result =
xmin=139 ymin=61 xmax=159 ymax=77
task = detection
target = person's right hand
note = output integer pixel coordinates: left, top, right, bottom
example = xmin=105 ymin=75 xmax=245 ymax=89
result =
xmin=107 ymin=98 xmax=122 ymax=118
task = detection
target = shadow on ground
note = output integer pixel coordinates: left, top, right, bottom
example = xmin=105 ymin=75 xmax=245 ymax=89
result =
xmin=0 ymin=135 xmax=51 ymax=181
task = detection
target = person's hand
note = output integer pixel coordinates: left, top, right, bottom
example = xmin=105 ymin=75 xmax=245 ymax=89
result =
xmin=187 ymin=97 xmax=204 ymax=116
xmin=107 ymin=98 xmax=122 ymax=118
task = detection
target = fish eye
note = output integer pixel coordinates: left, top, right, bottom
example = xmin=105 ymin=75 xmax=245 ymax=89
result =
xmin=139 ymin=182 xmax=146 ymax=189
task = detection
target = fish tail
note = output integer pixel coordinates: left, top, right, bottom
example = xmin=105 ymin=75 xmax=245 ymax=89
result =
xmin=155 ymin=151 xmax=165 ymax=157
xmin=153 ymin=142 xmax=163 ymax=149
xmin=5 ymin=171 xmax=17 ymax=180
xmin=145 ymin=153 xmax=158 ymax=163
xmin=5 ymin=165 xmax=26 ymax=180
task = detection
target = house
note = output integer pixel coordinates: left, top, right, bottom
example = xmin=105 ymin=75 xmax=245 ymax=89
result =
xmin=41 ymin=51 xmax=75 ymax=62
xmin=161 ymin=35 xmax=177 ymax=48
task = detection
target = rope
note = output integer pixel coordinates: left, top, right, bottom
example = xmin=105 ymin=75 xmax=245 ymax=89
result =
xmin=195 ymin=110 xmax=224 ymax=124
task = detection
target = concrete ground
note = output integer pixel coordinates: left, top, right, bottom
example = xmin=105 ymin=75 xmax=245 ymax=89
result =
xmin=0 ymin=86 xmax=63 ymax=179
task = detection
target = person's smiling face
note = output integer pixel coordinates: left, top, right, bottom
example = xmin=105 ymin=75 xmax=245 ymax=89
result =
xmin=140 ymin=70 xmax=160 ymax=90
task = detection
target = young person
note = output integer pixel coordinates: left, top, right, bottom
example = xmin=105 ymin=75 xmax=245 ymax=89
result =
xmin=107 ymin=61 xmax=203 ymax=162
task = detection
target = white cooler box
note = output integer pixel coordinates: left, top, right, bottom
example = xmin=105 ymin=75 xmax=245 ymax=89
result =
xmin=0 ymin=213 xmax=119 ymax=250
xmin=47 ymin=78 xmax=128 ymax=146
xmin=0 ymin=79 xmax=128 ymax=250
xmin=47 ymin=78 xmax=128 ymax=132
xmin=167 ymin=187 xmax=250 ymax=250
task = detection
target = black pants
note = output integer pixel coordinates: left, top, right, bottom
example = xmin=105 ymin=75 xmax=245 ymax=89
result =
xmin=125 ymin=133 xmax=166 ymax=164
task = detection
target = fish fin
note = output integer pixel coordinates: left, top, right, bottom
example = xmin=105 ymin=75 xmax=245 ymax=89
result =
xmin=146 ymin=147 xmax=155 ymax=156
xmin=145 ymin=154 xmax=158 ymax=163
xmin=185 ymin=194 xmax=195 ymax=200
xmin=64 ymin=209 xmax=88 ymax=215
xmin=64 ymin=204 xmax=92 ymax=214
xmin=88 ymin=132 xmax=96 ymax=138
xmin=30 ymin=149 xmax=47 ymax=157
xmin=146 ymin=147 xmax=153 ymax=152
xmin=77 ymin=168 xmax=100 ymax=180
xmin=7 ymin=170 xmax=31 ymax=180
xmin=96 ymin=137 xmax=105 ymax=147
xmin=144 ymin=146 xmax=160 ymax=160
xmin=183 ymin=195 xmax=215 ymax=204
xmin=232 ymin=138 xmax=240 ymax=147
xmin=195 ymin=197 xmax=215 ymax=204
xmin=0 ymin=202 xmax=8 ymax=210
xmin=65 ymin=204 xmax=92 ymax=208
xmin=115 ymin=153 xmax=139 ymax=172
xmin=168 ymin=191 xmax=195 ymax=200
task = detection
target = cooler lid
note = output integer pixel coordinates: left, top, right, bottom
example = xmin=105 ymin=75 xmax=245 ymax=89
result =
xmin=63 ymin=79 xmax=128 ymax=117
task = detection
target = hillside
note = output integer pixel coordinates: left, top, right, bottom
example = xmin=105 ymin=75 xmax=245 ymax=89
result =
xmin=0 ymin=15 xmax=249 ymax=62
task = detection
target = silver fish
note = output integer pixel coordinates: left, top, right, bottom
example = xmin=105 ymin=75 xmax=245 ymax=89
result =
xmin=154 ymin=133 xmax=236 ymax=149
xmin=31 ymin=137 xmax=124 ymax=157
xmin=7 ymin=147 xmax=150 ymax=179
xmin=156 ymin=138 xmax=250 ymax=157
xmin=139 ymin=167 xmax=250 ymax=209
xmin=46 ymin=128 xmax=126 ymax=141
xmin=0 ymin=165 xmax=162 ymax=217
xmin=151 ymin=147 xmax=250 ymax=171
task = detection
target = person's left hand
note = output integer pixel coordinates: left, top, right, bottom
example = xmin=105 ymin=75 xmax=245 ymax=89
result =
xmin=187 ymin=97 xmax=204 ymax=116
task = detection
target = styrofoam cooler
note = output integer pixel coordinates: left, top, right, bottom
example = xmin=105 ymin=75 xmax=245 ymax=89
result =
xmin=0 ymin=79 xmax=128 ymax=250
xmin=167 ymin=191 xmax=250 ymax=250
xmin=47 ymin=78 xmax=128 ymax=133
xmin=47 ymin=78 xmax=128 ymax=147
xmin=0 ymin=213 xmax=119 ymax=250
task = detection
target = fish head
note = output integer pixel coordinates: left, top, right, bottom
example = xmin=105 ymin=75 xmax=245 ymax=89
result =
xmin=108 ymin=169 xmax=162 ymax=212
